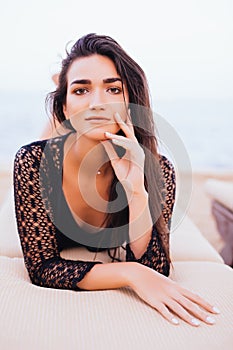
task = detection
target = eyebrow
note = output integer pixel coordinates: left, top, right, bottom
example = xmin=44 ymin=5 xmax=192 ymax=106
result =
xmin=70 ymin=77 xmax=122 ymax=86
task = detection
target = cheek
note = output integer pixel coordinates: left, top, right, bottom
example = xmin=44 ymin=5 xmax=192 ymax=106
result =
xmin=108 ymin=124 xmax=121 ymax=134
xmin=109 ymin=102 xmax=128 ymax=122
xmin=118 ymin=105 xmax=128 ymax=121
xmin=63 ymin=95 xmax=87 ymax=118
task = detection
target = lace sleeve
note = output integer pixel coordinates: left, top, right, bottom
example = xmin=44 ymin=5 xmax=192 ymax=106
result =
xmin=13 ymin=145 xmax=102 ymax=291
xmin=126 ymin=155 xmax=176 ymax=276
xmin=159 ymin=155 xmax=176 ymax=231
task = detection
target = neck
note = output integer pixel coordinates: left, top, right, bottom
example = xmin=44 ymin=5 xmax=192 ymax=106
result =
xmin=64 ymin=133 xmax=111 ymax=175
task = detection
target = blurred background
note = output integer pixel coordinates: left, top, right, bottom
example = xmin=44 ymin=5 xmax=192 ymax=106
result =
xmin=0 ymin=0 xmax=232 ymax=172
xmin=0 ymin=0 xmax=232 ymax=252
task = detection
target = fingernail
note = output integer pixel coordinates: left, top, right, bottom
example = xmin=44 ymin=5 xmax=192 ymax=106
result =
xmin=212 ymin=306 xmax=220 ymax=314
xmin=171 ymin=318 xmax=179 ymax=325
xmin=206 ymin=316 xmax=216 ymax=324
xmin=105 ymin=132 xmax=111 ymax=137
xmin=191 ymin=318 xmax=200 ymax=326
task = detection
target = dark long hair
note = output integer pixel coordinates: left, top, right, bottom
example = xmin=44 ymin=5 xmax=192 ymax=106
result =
xmin=46 ymin=33 xmax=171 ymax=266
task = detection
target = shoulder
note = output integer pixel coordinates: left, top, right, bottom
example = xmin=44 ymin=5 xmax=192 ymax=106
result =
xmin=14 ymin=139 xmax=47 ymax=164
xmin=14 ymin=134 xmax=67 ymax=162
xmin=158 ymin=154 xmax=176 ymax=184
xmin=16 ymin=139 xmax=47 ymax=153
xmin=158 ymin=155 xmax=176 ymax=226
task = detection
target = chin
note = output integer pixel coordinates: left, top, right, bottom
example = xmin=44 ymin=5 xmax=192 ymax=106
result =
xmin=82 ymin=125 xmax=120 ymax=141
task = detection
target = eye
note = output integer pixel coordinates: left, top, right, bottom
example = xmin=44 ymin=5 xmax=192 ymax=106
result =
xmin=107 ymin=87 xmax=122 ymax=95
xmin=73 ymin=88 xmax=89 ymax=95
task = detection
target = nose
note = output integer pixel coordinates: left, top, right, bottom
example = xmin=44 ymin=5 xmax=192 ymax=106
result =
xmin=89 ymin=90 xmax=106 ymax=111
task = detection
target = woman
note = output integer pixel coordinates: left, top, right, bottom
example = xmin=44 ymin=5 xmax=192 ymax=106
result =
xmin=14 ymin=33 xmax=219 ymax=327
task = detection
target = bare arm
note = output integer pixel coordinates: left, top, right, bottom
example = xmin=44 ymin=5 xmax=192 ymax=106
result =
xmin=77 ymin=261 xmax=135 ymax=290
xmin=77 ymin=258 xmax=220 ymax=327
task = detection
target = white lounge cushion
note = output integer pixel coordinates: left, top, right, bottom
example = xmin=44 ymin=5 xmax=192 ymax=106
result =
xmin=0 ymin=256 xmax=232 ymax=350
xmin=0 ymin=188 xmax=22 ymax=258
xmin=170 ymin=215 xmax=223 ymax=264
xmin=205 ymin=179 xmax=233 ymax=211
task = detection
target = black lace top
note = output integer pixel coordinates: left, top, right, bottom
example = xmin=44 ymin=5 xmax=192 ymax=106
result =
xmin=13 ymin=133 xmax=176 ymax=291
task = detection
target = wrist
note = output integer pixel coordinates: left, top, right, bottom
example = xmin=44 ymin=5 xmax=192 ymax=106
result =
xmin=127 ymin=191 xmax=149 ymax=215
xmin=125 ymin=262 xmax=148 ymax=289
xmin=120 ymin=179 xmax=148 ymax=200
xmin=126 ymin=188 xmax=149 ymax=204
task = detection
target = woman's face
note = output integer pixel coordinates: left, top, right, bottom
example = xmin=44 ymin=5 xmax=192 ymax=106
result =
xmin=63 ymin=54 xmax=129 ymax=140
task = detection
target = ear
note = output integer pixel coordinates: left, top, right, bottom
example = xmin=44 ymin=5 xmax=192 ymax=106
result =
xmin=52 ymin=73 xmax=59 ymax=86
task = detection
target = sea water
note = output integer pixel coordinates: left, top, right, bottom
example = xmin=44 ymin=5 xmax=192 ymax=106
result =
xmin=0 ymin=90 xmax=232 ymax=172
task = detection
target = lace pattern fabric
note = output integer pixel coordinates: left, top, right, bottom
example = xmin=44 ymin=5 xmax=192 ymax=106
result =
xmin=13 ymin=135 xmax=176 ymax=291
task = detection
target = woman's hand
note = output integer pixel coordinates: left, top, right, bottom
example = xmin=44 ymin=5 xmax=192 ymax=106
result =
xmin=102 ymin=111 xmax=146 ymax=196
xmin=127 ymin=263 xmax=220 ymax=326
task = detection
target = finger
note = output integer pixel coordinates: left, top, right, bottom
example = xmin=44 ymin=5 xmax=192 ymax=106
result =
xmin=153 ymin=303 xmax=180 ymax=326
xmin=101 ymin=140 xmax=119 ymax=162
xmin=104 ymin=132 xmax=135 ymax=151
xmin=180 ymin=287 xmax=220 ymax=315
xmin=165 ymin=299 xmax=202 ymax=327
xmin=172 ymin=294 xmax=216 ymax=325
xmin=114 ymin=112 xmax=136 ymax=140
xmin=126 ymin=109 xmax=135 ymax=134
xmin=105 ymin=133 xmax=145 ymax=165
xmin=101 ymin=140 xmax=130 ymax=181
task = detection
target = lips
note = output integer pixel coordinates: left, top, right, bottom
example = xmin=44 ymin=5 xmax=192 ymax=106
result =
xmin=85 ymin=116 xmax=111 ymax=121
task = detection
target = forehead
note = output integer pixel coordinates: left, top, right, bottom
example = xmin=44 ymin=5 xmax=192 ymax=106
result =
xmin=66 ymin=54 xmax=119 ymax=82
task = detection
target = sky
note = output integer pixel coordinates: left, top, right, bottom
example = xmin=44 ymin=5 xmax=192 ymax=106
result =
xmin=0 ymin=0 xmax=232 ymax=173
xmin=0 ymin=0 xmax=233 ymax=100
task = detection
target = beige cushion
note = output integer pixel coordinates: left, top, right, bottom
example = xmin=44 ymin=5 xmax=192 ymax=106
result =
xmin=205 ymin=179 xmax=233 ymax=211
xmin=170 ymin=215 xmax=223 ymax=264
xmin=0 ymin=256 xmax=232 ymax=350
xmin=0 ymin=188 xmax=22 ymax=258
xmin=0 ymin=188 xmax=223 ymax=264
